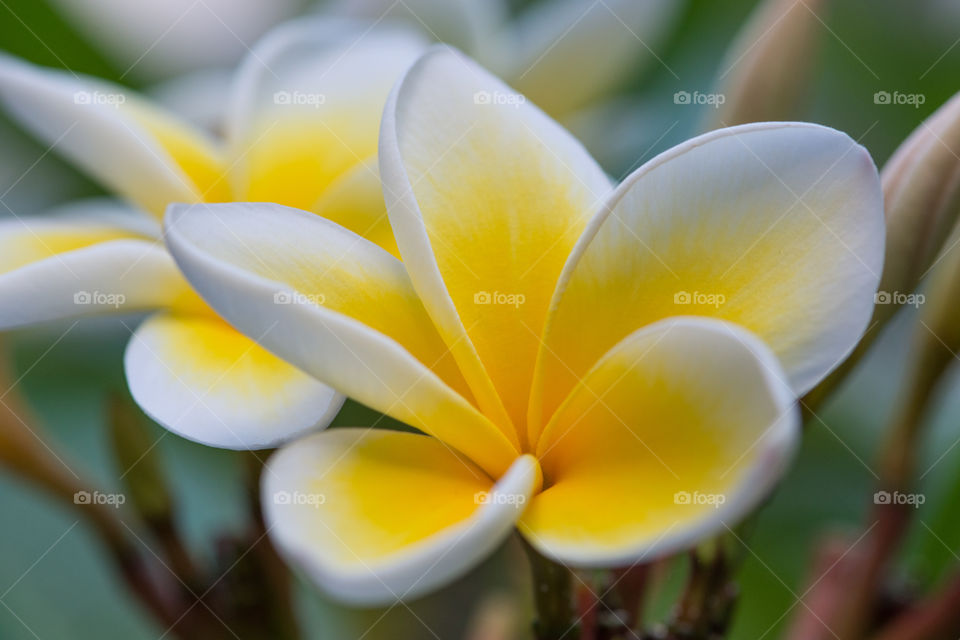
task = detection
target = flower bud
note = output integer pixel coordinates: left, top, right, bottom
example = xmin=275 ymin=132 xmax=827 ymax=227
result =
xmin=878 ymin=90 xmax=960 ymax=323
xmin=108 ymin=395 xmax=173 ymax=524
xmin=707 ymin=0 xmax=826 ymax=129
xmin=804 ymin=91 xmax=960 ymax=411
xmin=909 ymin=233 xmax=960 ymax=394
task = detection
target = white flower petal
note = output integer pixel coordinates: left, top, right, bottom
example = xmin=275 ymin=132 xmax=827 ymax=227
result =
xmin=226 ymin=17 xmax=426 ymax=214
xmin=531 ymin=122 xmax=884 ymax=437
xmin=521 ymin=317 xmax=798 ymax=566
xmin=331 ymin=0 xmax=508 ymax=54
xmin=125 ymin=312 xmax=344 ymax=449
xmin=380 ymin=46 xmax=612 ymax=435
xmin=50 ymin=0 xmax=300 ymax=78
xmin=493 ymin=0 xmax=682 ymax=117
xmin=0 ymin=204 xmax=188 ymax=329
xmin=263 ymin=428 xmax=539 ymax=605
xmin=0 ymin=54 xmax=228 ymax=217
xmin=165 ymin=202 xmax=519 ymax=476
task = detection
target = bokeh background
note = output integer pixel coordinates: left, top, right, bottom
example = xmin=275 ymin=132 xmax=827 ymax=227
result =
xmin=1 ymin=0 xmax=958 ymax=638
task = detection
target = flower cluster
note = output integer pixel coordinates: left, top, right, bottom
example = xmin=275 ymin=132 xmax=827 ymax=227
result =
xmin=0 ymin=8 xmax=886 ymax=617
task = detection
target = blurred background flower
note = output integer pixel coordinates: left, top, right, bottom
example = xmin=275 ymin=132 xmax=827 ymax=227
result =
xmin=49 ymin=0 xmax=303 ymax=80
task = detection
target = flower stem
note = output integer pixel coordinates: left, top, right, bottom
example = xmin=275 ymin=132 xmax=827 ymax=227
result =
xmin=788 ymin=298 xmax=955 ymax=639
xmin=870 ymin=569 xmax=960 ymax=640
xmin=666 ymin=541 xmax=738 ymax=639
xmin=828 ymin=377 xmax=934 ymax=639
xmin=522 ymin=537 xmax=576 ymax=640
xmin=241 ymin=451 xmax=302 ymax=640
xmin=108 ymin=394 xmax=200 ymax=587
xmin=0 ymin=338 xmax=180 ymax=628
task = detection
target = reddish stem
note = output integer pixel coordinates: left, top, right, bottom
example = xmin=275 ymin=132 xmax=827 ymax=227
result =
xmin=871 ymin=572 xmax=960 ymax=640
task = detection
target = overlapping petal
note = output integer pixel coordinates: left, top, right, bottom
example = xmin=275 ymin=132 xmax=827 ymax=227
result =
xmin=520 ymin=318 xmax=798 ymax=565
xmin=49 ymin=0 xmax=300 ymax=78
xmin=0 ymin=55 xmax=229 ymax=217
xmin=331 ymin=0 xmax=507 ymax=55
xmin=125 ymin=313 xmax=343 ymax=449
xmin=263 ymin=428 xmax=539 ymax=605
xmin=165 ymin=202 xmax=518 ymax=475
xmin=380 ymin=47 xmax=613 ymax=439
xmin=312 ymin=158 xmax=398 ymax=257
xmin=530 ymin=122 xmax=883 ymax=438
xmin=227 ymin=18 xmax=426 ymax=219
xmin=0 ymin=202 xmax=191 ymax=328
xmin=493 ymin=0 xmax=681 ymax=118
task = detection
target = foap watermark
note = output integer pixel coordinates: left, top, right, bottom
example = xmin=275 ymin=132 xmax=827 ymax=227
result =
xmin=874 ymin=290 xmax=924 ymax=308
xmin=473 ymin=90 xmax=525 ymax=108
xmin=474 ymin=290 xmax=526 ymax=308
xmin=273 ymin=90 xmax=326 ymax=108
xmin=874 ymin=91 xmax=925 ymax=108
xmin=674 ymin=290 xmax=725 ymax=309
xmin=273 ymin=490 xmax=326 ymax=507
xmin=73 ymin=90 xmax=126 ymax=108
xmin=474 ymin=491 xmax=526 ymax=506
xmin=874 ymin=490 xmax=925 ymax=509
xmin=273 ymin=291 xmax=326 ymax=306
xmin=74 ymin=490 xmax=126 ymax=508
xmin=674 ymin=90 xmax=725 ymax=108
xmin=74 ymin=290 xmax=126 ymax=308
xmin=674 ymin=491 xmax=726 ymax=508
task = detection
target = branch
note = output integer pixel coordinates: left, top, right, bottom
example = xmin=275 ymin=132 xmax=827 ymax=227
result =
xmin=522 ymin=537 xmax=577 ymax=640
xmin=871 ymin=572 xmax=960 ymax=640
xmin=0 ymin=338 xmax=180 ymax=627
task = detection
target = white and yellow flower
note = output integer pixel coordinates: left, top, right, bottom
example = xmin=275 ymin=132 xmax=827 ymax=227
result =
xmin=334 ymin=0 xmax=682 ymax=121
xmin=0 ymin=19 xmax=425 ymax=448
xmin=148 ymin=0 xmax=681 ymax=138
xmin=50 ymin=0 xmax=302 ymax=80
xmin=163 ymin=48 xmax=884 ymax=603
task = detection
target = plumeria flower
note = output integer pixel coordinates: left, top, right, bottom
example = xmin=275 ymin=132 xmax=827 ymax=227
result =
xmin=163 ymin=48 xmax=884 ymax=603
xmin=331 ymin=0 xmax=686 ymax=188
xmin=334 ymin=0 xmax=682 ymax=120
xmin=49 ymin=0 xmax=303 ymax=80
xmin=0 ymin=19 xmax=425 ymax=448
xmin=154 ymin=0 xmax=682 ymax=141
